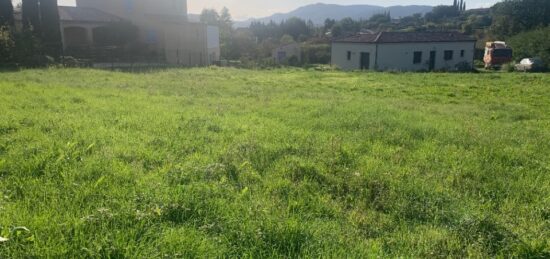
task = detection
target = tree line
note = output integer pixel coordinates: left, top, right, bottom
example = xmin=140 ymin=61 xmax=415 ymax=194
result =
xmin=492 ymin=0 xmax=550 ymax=67
xmin=2 ymin=0 xmax=549 ymax=68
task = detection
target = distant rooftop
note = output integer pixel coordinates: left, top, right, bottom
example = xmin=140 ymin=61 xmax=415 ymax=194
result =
xmin=334 ymin=31 xmax=476 ymax=44
xmin=58 ymin=6 xmax=122 ymax=23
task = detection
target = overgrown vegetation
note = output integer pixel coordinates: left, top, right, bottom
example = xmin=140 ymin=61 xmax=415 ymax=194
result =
xmin=0 ymin=68 xmax=549 ymax=257
xmin=1 ymin=0 xmax=142 ymax=66
xmin=508 ymin=27 xmax=550 ymax=68
xmin=1 ymin=0 xmax=63 ymax=67
xmin=0 ymin=0 xmax=15 ymax=27
xmin=490 ymin=0 xmax=550 ymax=39
xmin=207 ymin=0 xmax=549 ymax=68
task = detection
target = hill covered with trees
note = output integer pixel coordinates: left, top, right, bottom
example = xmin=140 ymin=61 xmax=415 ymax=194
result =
xmin=234 ymin=3 xmax=433 ymax=28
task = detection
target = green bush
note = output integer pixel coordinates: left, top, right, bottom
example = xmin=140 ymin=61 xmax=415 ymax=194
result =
xmin=302 ymin=44 xmax=331 ymax=65
xmin=508 ymin=26 xmax=550 ymax=69
xmin=286 ymin=55 xmax=301 ymax=67
xmin=474 ymin=60 xmax=485 ymax=69
xmin=502 ymin=62 xmax=516 ymax=72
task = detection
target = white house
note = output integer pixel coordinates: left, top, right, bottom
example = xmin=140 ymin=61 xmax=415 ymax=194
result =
xmin=332 ymin=32 xmax=476 ymax=71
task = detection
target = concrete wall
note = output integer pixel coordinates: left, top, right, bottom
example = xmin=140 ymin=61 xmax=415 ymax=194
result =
xmin=331 ymin=43 xmax=376 ymax=70
xmin=376 ymin=42 xmax=475 ymax=71
xmin=332 ymin=41 xmax=475 ymax=71
xmin=163 ymin=22 xmax=208 ymax=66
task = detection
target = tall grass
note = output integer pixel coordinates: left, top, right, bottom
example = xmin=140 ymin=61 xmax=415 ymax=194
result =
xmin=0 ymin=68 xmax=549 ymax=257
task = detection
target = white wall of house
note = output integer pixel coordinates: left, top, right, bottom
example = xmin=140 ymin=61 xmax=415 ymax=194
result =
xmin=376 ymin=42 xmax=475 ymax=71
xmin=332 ymin=41 xmax=475 ymax=71
xmin=331 ymin=43 xmax=377 ymax=71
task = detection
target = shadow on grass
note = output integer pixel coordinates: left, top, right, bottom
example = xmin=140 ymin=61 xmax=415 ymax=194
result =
xmin=0 ymin=66 xmax=20 ymax=73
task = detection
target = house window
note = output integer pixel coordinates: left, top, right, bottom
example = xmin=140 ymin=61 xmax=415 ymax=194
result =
xmin=460 ymin=50 xmax=465 ymax=57
xmin=444 ymin=50 xmax=454 ymax=60
xmin=413 ymin=51 xmax=422 ymax=64
xmin=347 ymin=51 xmax=351 ymax=61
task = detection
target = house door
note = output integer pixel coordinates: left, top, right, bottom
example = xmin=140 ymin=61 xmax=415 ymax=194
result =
xmin=360 ymin=52 xmax=370 ymax=70
xmin=429 ymin=51 xmax=436 ymax=70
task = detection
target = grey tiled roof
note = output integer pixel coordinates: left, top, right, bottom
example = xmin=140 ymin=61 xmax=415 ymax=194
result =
xmin=333 ymin=33 xmax=379 ymax=43
xmin=334 ymin=31 xmax=476 ymax=44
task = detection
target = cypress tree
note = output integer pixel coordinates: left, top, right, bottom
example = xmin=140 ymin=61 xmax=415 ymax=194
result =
xmin=22 ymin=0 xmax=41 ymax=32
xmin=462 ymin=1 xmax=466 ymax=11
xmin=39 ymin=0 xmax=62 ymax=59
xmin=0 ymin=0 xmax=15 ymax=26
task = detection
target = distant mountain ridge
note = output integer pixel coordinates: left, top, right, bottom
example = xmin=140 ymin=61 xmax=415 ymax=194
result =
xmin=234 ymin=3 xmax=434 ymax=28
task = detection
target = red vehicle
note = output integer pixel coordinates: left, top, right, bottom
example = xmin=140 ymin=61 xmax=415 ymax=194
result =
xmin=484 ymin=41 xmax=513 ymax=69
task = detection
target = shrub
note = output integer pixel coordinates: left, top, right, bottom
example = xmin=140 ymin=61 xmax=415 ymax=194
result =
xmin=501 ymin=62 xmax=516 ymax=72
xmin=286 ymin=55 xmax=301 ymax=67
xmin=301 ymin=44 xmax=331 ymax=65
xmin=474 ymin=60 xmax=485 ymax=69
xmin=508 ymin=26 xmax=550 ymax=70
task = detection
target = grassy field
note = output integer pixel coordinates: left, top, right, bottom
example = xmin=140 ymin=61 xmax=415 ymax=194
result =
xmin=0 ymin=68 xmax=549 ymax=257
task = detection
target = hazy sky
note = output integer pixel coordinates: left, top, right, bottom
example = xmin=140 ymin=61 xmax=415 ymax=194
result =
xmin=54 ymin=0 xmax=501 ymax=20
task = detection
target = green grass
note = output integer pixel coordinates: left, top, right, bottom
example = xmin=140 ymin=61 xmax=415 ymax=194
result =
xmin=0 ymin=68 xmax=549 ymax=257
